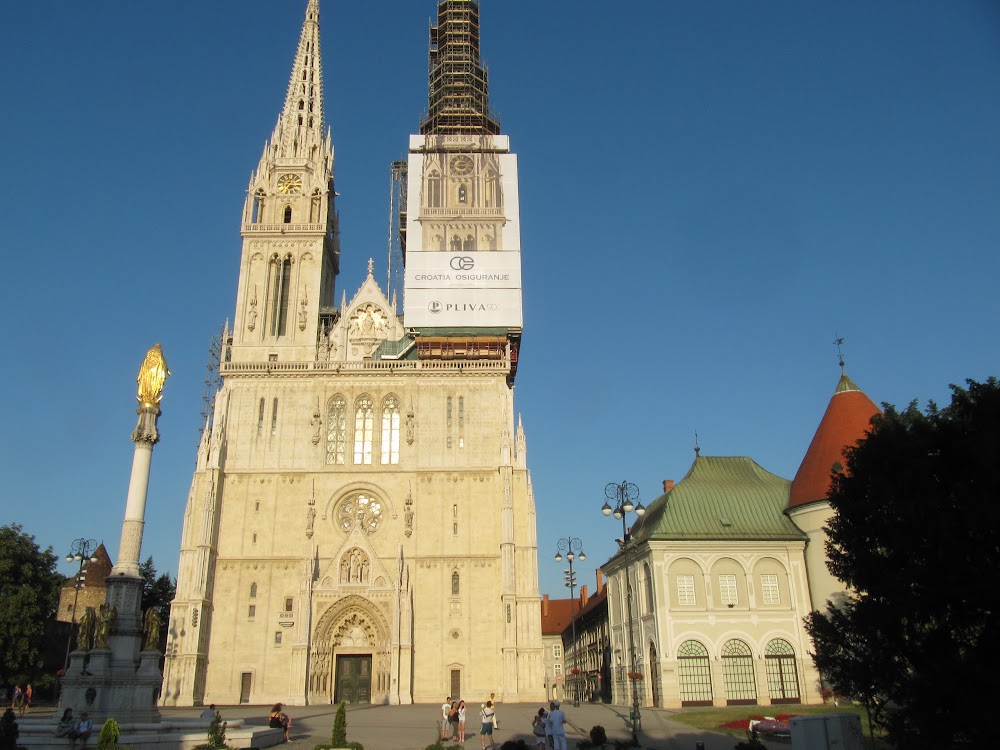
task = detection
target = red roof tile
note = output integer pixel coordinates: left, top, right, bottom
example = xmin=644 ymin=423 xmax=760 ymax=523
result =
xmin=788 ymin=373 xmax=881 ymax=510
xmin=541 ymin=597 xmax=577 ymax=636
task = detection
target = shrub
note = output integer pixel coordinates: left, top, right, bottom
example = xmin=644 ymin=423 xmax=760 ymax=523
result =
xmin=332 ymin=702 xmax=347 ymax=746
xmin=98 ymin=718 xmax=121 ymax=750
xmin=207 ymin=710 xmax=228 ymax=748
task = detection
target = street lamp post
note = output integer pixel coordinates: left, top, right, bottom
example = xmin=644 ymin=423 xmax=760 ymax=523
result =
xmin=554 ymin=537 xmax=586 ymax=707
xmin=602 ymin=481 xmax=645 ymax=740
xmin=62 ymin=538 xmax=99 ymax=671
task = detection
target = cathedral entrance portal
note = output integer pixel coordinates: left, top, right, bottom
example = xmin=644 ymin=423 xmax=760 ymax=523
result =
xmin=310 ymin=595 xmax=392 ymax=705
xmin=335 ymin=655 xmax=372 ymax=704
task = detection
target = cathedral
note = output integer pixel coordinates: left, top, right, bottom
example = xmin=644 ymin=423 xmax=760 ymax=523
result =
xmin=162 ymin=0 xmax=545 ymax=706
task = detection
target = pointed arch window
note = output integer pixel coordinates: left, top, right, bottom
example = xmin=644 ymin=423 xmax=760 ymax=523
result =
xmin=326 ymin=395 xmax=347 ymax=465
xmin=643 ymin=562 xmax=655 ymax=614
xmin=353 ymin=395 xmax=374 ymax=464
xmin=463 ymin=235 xmax=475 ymax=251
xmin=427 ymin=170 xmax=442 ymax=208
xmin=283 ymin=205 xmax=293 ymax=224
xmin=252 ymin=189 xmax=265 ymax=223
xmin=271 ymin=398 xmax=279 ymax=436
xmin=268 ymin=255 xmax=292 ymax=336
xmin=451 ymin=572 xmax=460 ymax=596
xmin=450 ymin=235 xmax=462 ymax=252
xmin=380 ymin=395 xmax=400 ymax=465
xmin=250 ymin=583 xmax=258 ymax=598
xmin=310 ymin=189 xmax=322 ymax=223
xmin=458 ymin=184 xmax=468 ymax=204
xmin=257 ymin=398 xmax=265 ymax=436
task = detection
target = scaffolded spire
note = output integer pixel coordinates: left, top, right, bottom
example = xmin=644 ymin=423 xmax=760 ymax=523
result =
xmin=420 ymin=0 xmax=500 ymax=135
xmin=273 ymin=0 xmax=327 ymax=158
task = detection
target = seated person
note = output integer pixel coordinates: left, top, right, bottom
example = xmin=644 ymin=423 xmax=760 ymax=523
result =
xmin=269 ymin=703 xmax=291 ymax=742
xmin=54 ymin=708 xmax=75 ymax=738
xmin=200 ymin=704 xmax=217 ymax=720
xmin=69 ymin=712 xmax=93 ymax=748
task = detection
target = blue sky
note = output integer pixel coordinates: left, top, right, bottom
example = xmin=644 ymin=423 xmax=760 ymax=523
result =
xmin=2 ymin=1 xmax=997 ymax=599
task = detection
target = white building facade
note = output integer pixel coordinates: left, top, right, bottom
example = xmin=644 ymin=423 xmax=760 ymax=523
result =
xmin=162 ymin=0 xmax=544 ymax=707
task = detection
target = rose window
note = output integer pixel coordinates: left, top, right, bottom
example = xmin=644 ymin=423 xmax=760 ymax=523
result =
xmin=337 ymin=493 xmax=383 ymax=533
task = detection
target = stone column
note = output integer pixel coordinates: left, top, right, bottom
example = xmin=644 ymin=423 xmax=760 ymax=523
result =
xmin=112 ymin=404 xmax=160 ymax=578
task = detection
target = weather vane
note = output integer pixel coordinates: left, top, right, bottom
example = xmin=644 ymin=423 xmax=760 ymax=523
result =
xmin=833 ymin=334 xmax=846 ymax=371
xmin=694 ymin=430 xmax=700 ymax=456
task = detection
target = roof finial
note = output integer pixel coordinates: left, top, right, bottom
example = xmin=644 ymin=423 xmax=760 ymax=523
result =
xmin=367 ymin=257 xmax=374 ymax=276
xmin=833 ymin=334 xmax=846 ymax=373
xmin=694 ymin=430 xmax=701 ymax=456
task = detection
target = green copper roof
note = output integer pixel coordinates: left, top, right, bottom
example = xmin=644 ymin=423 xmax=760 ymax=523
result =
xmin=835 ymin=371 xmax=861 ymax=393
xmin=630 ymin=456 xmax=807 ymax=543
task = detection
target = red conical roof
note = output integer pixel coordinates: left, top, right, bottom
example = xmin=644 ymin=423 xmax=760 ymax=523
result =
xmin=788 ymin=372 xmax=881 ymax=509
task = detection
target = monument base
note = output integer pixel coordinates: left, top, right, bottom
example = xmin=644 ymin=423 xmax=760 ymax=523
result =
xmin=17 ymin=717 xmax=284 ymax=750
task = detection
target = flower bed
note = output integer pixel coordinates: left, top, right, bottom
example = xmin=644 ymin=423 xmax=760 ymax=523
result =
xmin=718 ymin=715 xmax=794 ymax=730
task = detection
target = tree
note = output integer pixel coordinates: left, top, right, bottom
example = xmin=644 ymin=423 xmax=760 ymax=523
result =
xmin=139 ymin=556 xmax=176 ymax=623
xmin=805 ymin=377 xmax=1000 ymax=748
xmin=0 ymin=524 xmax=62 ymax=685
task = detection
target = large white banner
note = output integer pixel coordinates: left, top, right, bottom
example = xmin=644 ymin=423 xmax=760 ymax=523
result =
xmin=404 ymin=288 xmax=523 ymax=328
xmin=405 ymin=252 xmax=522 ymax=289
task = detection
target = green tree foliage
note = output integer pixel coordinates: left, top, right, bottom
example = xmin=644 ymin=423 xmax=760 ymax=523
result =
xmin=207 ymin=710 xmax=228 ymax=748
xmin=97 ymin=718 xmax=121 ymax=749
xmin=331 ymin=701 xmax=348 ymax=746
xmin=0 ymin=524 xmax=62 ymax=684
xmin=805 ymin=377 xmax=999 ymax=748
xmin=139 ymin=556 xmax=176 ymax=623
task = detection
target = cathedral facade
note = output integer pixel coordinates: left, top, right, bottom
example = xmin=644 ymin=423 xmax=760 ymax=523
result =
xmin=162 ymin=0 xmax=544 ymax=706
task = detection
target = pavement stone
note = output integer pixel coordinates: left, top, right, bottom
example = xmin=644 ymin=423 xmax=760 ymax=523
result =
xmin=19 ymin=703 xmax=742 ymax=750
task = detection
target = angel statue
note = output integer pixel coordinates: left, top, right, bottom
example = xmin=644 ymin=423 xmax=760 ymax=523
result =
xmin=93 ymin=603 xmax=118 ymax=649
xmin=143 ymin=608 xmax=161 ymax=652
xmin=76 ymin=606 xmax=96 ymax=651
xmin=137 ymin=344 xmax=171 ymax=405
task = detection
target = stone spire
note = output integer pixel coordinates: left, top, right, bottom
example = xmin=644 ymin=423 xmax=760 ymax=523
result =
xmin=420 ymin=0 xmax=500 ymax=135
xmin=271 ymin=0 xmax=327 ymax=159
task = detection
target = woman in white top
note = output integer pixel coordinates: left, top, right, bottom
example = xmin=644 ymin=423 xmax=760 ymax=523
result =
xmin=458 ymin=700 xmax=467 ymax=742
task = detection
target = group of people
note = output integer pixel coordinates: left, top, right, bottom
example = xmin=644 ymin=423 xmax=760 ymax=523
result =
xmin=9 ymin=684 xmax=31 ymax=717
xmin=53 ymin=709 xmax=94 ymax=748
xmin=531 ymin=701 xmax=567 ymax=750
xmin=440 ymin=693 xmax=500 ymax=749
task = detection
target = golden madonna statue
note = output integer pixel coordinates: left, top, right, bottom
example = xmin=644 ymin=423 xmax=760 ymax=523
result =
xmin=137 ymin=344 xmax=171 ymax=405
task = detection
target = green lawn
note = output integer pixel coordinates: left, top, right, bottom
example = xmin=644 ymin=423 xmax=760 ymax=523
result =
xmin=669 ymin=702 xmax=889 ymax=748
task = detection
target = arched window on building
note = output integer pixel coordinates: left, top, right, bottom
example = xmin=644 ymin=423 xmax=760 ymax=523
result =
xmin=326 ymin=395 xmax=347 ymax=465
xmin=268 ymin=254 xmax=292 ymax=336
xmin=721 ymin=639 xmax=757 ymax=705
xmin=451 ymin=572 xmax=460 ymax=596
xmin=283 ymin=205 xmax=293 ymax=224
xmin=250 ymin=583 xmax=257 ymax=598
xmin=353 ymin=395 xmax=374 ymax=464
xmin=765 ymin=639 xmax=800 ymax=703
xmin=677 ymin=640 xmax=712 ymax=706
xmin=463 ymin=235 xmax=475 ymax=251
xmin=380 ymin=394 xmax=400 ymax=464
xmin=643 ymin=562 xmax=654 ymax=614
xmin=457 ymin=184 xmax=467 ymax=204
xmin=251 ymin=189 xmax=265 ymax=223
xmin=257 ymin=398 xmax=265 ymax=436
xmin=427 ymin=170 xmax=442 ymax=208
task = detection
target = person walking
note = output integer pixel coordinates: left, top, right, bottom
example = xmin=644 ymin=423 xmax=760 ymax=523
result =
xmin=23 ymin=685 xmax=32 ymax=716
xmin=448 ymin=701 xmax=460 ymax=740
xmin=479 ymin=701 xmax=496 ymax=750
xmin=548 ymin=700 xmax=567 ymax=750
xmin=458 ymin=700 xmax=467 ymax=742
xmin=544 ymin=703 xmax=554 ymax=748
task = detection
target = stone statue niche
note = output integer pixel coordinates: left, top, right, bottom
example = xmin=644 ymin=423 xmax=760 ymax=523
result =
xmin=339 ymin=548 xmax=371 ymax=585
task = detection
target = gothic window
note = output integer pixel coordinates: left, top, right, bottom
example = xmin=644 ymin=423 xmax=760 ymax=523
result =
xmin=250 ymin=583 xmax=257 ymax=598
xmin=353 ymin=395 xmax=374 ymax=464
xmin=252 ymin=189 xmax=265 ymax=223
xmin=380 ymin=394 xmax=400 ymax=464
xmin=283 ymin=205 xmax=292 ymax=224
xmin=336 ymin=493 xmax=383 ymax=533
xmin=458 ymin=184 xmax=467 ymax=203
xmin=326 ymin=395 xmax=347 ymax=465
xmin=450 ymin=235 xmax=461 ymax=251
xmin=484 ymin=170 xmax=501 ymax=208
xmin=453 ymin=504 xmax=459 ymax=536
xmin=463 ymin=235 xmax=475 ymax=251
xmin=271 ymin=398 xmax=278 ymax=435
xmin=452 ymin=572 xmax=460 ymax=596
xmin=310 ymin=189 xmax=321 ymax=223
xmin=284 ymin=598 xmax=293 ymax=612
xmin=268 ymin=255 xmax=292 ymax=336
xmin=446 ymin=396 xmax=453 ymax=449
xmin=427 ymin=170 xmax=442 ymax=208
xmin=298 ymin=100 xmax=304 ymax=110
xmin=458 ymin=396 xmax=464 ymax=449
xmin=257 ymin=398 xmax=265 ymax=436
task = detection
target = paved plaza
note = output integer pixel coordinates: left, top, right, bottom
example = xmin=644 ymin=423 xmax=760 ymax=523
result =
xmin=23 ymin=702 xmax=739 ymax=750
